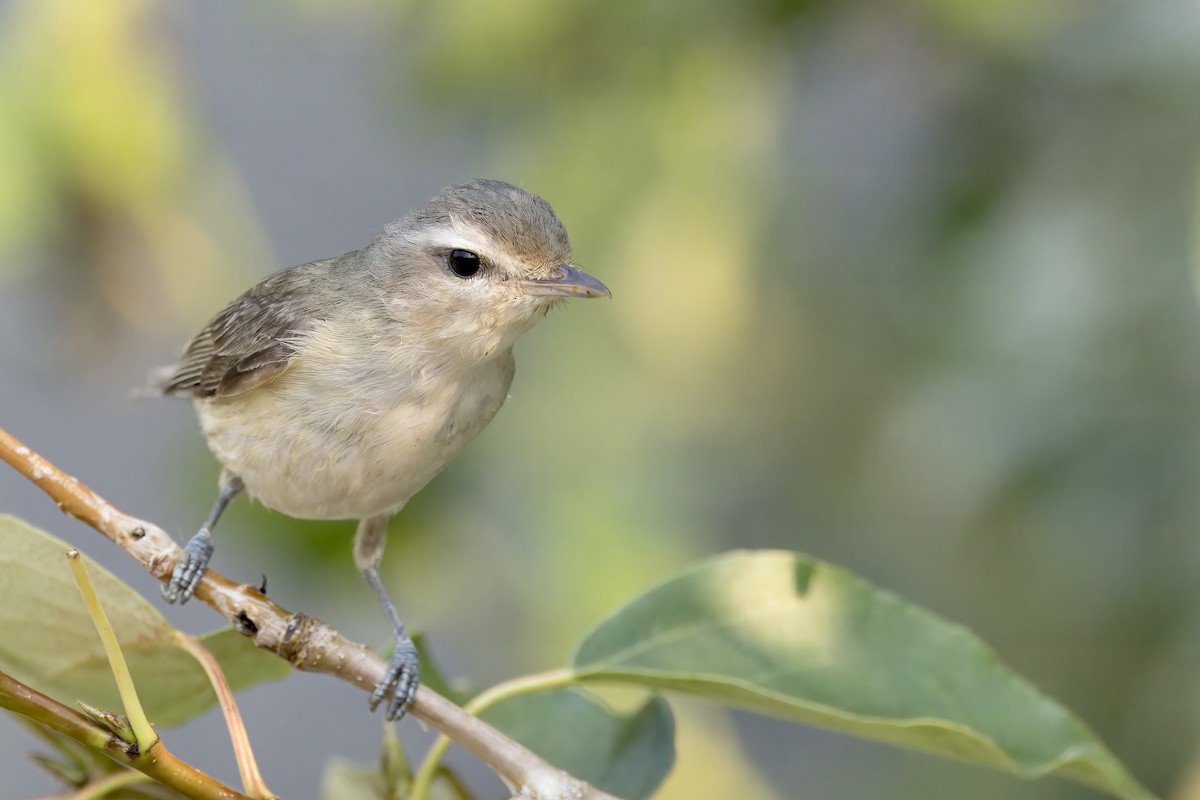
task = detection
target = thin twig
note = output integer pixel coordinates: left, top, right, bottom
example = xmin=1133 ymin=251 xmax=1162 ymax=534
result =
xmin=66 ymin=549 xmax=159 ymax=749
xmin=176 ymin=632 xmax=275 ymax=800
xmin=0 ymin=424 xmax=619 ymax=800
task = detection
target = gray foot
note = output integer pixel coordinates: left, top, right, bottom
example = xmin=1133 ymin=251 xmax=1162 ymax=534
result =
xmin=162 ymin=529 xmax=213 ymax=605
xmin=370 ymin=635 xmax=420 ymax=721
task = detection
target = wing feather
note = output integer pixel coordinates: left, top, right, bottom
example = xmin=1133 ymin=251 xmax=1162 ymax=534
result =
xmin=157 ymin=262 xmax=329 ymax=399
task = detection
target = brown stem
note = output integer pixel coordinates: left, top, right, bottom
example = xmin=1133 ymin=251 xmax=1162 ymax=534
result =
xmin=176 ymin=633 xmax=275 ymax=799
xmin=0 ymin=424 xmax=619 ymax=800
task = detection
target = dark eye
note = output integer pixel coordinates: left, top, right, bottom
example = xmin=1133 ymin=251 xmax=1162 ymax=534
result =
xmin=448 ymin=249 xmax=481 ymax=278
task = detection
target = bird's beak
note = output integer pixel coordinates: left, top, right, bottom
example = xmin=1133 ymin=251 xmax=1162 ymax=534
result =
xmin=518 ymin=264 xmax=612 ymax=299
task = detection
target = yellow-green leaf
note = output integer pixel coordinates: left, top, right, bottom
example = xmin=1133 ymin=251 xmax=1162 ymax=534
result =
xmin=570 ymin=550 xmax=1154 ymax=800
xmin=0 ymin=514 xmax=289 ymax=727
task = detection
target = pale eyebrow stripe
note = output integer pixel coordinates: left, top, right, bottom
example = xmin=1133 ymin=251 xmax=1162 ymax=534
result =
xmin=405 ymin=223 xmax=524 ymax=272
xmin=406 ymin=223 xmax=490 ymax=251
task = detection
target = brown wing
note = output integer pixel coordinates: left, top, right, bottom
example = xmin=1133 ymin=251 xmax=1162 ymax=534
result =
xmin=158 ymin=264 xmax=326 ymax=399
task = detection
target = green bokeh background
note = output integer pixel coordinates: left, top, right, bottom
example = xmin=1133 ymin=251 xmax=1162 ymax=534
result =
xmin=1 ymin=0 xmax=1199 ymax=798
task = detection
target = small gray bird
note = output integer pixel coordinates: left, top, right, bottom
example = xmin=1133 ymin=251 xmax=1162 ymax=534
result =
xmin=154 ymin=179 xmax=609 ymax=719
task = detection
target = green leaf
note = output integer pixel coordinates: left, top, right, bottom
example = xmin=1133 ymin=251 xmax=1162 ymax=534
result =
xmin=480 ymin=688 xmax=674 ymax=800
xmin=0 ymin=514 xmax=290 ymax=727
xmin=321 ymin=760 xmax=471 ymax=800
xmin=320 ymin=759 xmax=391 ymax=800
xmin=19 ymin=716 xmax=117 ymax=786
xmin=569 ymin=550 xmax=1154 ymax=800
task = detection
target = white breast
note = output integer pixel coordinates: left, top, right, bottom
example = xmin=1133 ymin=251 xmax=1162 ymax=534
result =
xmin=195 ymin=336 xmax=515 ymax=521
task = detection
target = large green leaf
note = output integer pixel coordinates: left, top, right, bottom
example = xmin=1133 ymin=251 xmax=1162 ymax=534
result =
xmin=480 ymin=688 xmax=674 ymax=800
xmin=0 ymin=514 xmax=290 ymax=727
xmin=569 ymin=550 xmax=1153 ymax=800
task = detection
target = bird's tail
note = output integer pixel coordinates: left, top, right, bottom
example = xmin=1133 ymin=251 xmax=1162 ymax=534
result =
xmin=129 ymin=365 xmax=178 ymax=399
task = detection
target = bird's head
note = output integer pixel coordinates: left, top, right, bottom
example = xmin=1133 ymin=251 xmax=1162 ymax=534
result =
xmin=366 ymin=179 xmax=610 ymax=362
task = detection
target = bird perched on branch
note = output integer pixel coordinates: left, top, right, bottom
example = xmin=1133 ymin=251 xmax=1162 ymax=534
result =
xmin=152 ymin=179 xmax=610 ymax=719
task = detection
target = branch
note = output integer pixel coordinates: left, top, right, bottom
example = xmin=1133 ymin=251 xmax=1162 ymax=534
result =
xmin=0 ymin=670 xmax=249 ymax=800
xmin=0 ymin=424 xmax=619 ymax=800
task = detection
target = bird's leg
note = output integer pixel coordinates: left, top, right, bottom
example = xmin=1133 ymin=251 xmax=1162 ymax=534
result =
xmin=163 ymin=469 xmax=244 ymax=605
xmin=355 ymin=513 xmax=419 ymax=721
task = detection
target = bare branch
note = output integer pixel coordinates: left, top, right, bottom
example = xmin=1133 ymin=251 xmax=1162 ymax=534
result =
xmin=0 ymin=424 xmax=619 ymax=800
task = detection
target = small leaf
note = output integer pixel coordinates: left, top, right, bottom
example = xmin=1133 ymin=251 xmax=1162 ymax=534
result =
xmin=28 ymin=752 xmax=88 ymax=787
xmin=77 ymin=700 xmax=135 ymax=743
xmin=570 ymin=550 xmax=1154 ymax=800
xmin=0 ymin=515 xmax=289 ymax=727
xmin=321 ymin=760 xmax=471 ymax=800
xmin=426 ymin=769 xmax=475 ymax=800
xmin=320 ymin=759 xmax=389 ymax=800
xmin=19 ymin=717 xmax=117 ymax=785
xmin=481 ymin=688 xmax=674 ymax=800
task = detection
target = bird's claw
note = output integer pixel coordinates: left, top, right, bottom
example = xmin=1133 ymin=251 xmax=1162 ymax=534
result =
xmin=369 ymin=636 xmax=420 ymax=721
xmin=162 ymin=529 xmax=213 ymax=605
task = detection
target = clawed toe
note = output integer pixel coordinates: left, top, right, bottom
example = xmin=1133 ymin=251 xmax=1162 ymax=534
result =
xmin=370 ymin=639 xmax=420 ymax=721
xmin=162 ymin=529 xmax=213 ymax=605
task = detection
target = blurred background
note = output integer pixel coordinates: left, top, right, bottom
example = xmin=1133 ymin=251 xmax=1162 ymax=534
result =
xmin=1 ymin=0 xmax=1199 ymax=797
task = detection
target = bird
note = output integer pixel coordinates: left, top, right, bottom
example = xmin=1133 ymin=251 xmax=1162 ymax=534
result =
xmin=152 ymin=179 xmax=610 ymax=719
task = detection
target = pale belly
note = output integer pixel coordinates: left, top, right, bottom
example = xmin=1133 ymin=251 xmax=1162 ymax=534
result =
xmin=194 ymin=356 xmax=514 ymax=520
